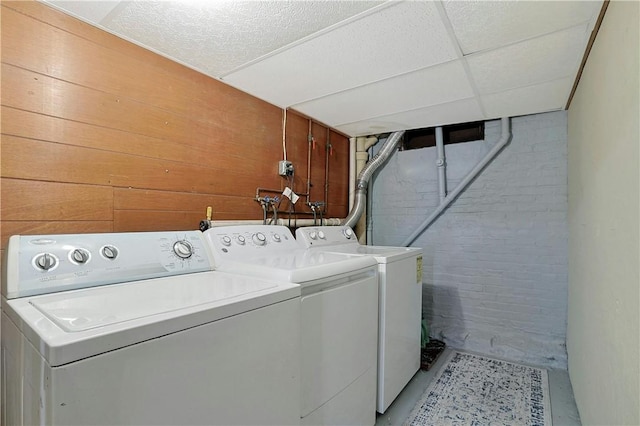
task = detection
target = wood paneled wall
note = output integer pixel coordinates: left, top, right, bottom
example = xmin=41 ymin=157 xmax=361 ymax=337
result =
xmin=0 ymin=1 xmax=350 ymax=252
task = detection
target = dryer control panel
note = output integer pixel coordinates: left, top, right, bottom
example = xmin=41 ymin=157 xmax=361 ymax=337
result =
xmin=204 ymin=225 xmax=297 ymax=259
xmin=296 ymin=226 xmax=358 ymax=248
xmin=2 ymin=231 xmax=213 ymax=299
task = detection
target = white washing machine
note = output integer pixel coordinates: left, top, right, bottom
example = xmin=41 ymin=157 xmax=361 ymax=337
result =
xmin=296 ymin=225 xmax=423 ymax=414
xmin=1 ymin=230 xmax=300 ymax=426
xmin=204 ymin=225 xmax=379 ymax=426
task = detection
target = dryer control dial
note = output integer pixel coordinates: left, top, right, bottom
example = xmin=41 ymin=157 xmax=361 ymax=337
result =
xmin=272 ymin=234 xmax=281 ymax=243
xmin=318 ymin=230 xmax=326 ymax=239
xmin=237 ymin=235 xmax=246 ymax=245
xmin=253 ymin=232 xmax=267 ymax=246
xmin=173 ymin=240 xmax=194 ymax=259
xmin=309 ymin=231 xmax=317 ymax=240
xmin=221 ymin=236 xmax=232 ymax=246
xmin=343 ymin=228 xmax=354 ymax=239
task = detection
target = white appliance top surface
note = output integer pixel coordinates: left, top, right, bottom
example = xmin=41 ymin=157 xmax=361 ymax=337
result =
xmin=3 ymin=271 xmax=299 ymax=366
xmin=296 ymin=226 xmax=422 ymax=263
xmin=205 ymin=225 xmax=378 ymax=283
xmin=214 ymin=249 xmax=377 ymax=284
xmin=323 ymin=245 xmax=422 ymax=263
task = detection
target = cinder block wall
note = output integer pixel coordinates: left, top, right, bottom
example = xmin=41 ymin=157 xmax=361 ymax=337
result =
xmin=371 ymin=111 xmax=568 ymax=368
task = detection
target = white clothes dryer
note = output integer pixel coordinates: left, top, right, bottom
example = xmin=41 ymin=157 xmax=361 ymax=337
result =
xmin=1 ymin=231 xmax=300 ymax=426
xmin=204 ymin=225 xmax=379 ymax=426
xmin=296 ymin=225 xmax=423 ymax=414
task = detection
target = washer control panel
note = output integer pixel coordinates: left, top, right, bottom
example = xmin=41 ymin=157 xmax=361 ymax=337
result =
xmin=296 ymin=226 xmax=358 ymax=248
xmin=204 ymin=225 xmax=296 ymax=259
xmin=3 ymin=231 xmax=213 ymax=299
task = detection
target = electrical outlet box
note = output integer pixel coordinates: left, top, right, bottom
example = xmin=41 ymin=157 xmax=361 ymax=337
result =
xmin=278 ymin=160 xmax=294 ymax=176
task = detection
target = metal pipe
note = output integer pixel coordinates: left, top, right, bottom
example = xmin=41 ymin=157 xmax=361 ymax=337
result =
xmin=349 ymin=137 xmax=356 ymax=210
xmin=435 ymin=126 xmax=447 ymax=204
xmin=342 ymin=131 xmax=405 ymax=229
xmin=401 ymin=117 xmax=512 ymax=247
xmin=324 ymin=131 xmax=331 ymax=215
xmin=306 ymin=120 xmax=313 ymax=204
xmin=208 ymin=218 xmax=344 ymax=228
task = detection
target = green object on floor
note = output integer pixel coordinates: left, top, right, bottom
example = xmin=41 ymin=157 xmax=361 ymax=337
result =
xmin=421 ymin=318 xmax=429 ymax=349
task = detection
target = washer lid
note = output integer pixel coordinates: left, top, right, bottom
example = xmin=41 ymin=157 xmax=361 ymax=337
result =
xmin=3 ymin=271 xmax=299 ymax=366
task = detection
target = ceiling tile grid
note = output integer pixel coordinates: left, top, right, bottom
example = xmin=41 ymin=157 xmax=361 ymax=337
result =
xmin=221 ymin=1 xmax=459 ymax=107
xmin=44 ymin=0 xmax=604 ymax=137
xmin=292 ymin=59 xmax=474 ymax=127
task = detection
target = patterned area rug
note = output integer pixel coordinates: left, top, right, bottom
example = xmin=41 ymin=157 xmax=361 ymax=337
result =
xmin=405 ymin=351 xmax=552 ymax=426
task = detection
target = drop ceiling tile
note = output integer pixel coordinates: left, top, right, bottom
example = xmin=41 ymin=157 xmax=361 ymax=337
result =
xmin=103 ymin=1 xmax=384 ymax=76
xmin=222 ymin=1 xmax=458 ymax=107
xmin=292 ymin=60 xmax=473 ymax=126
xmin=45 ymin=0 xmax=122 ymax=23
xmin=468 ymin=25 xmax=589 ymax=95
xmin=443 ymin=0 xmax=602 ymax=54
xmin=482 ymin=77 xmax=573 ymax=119
xmin=336 ymin=98 xmax=484 ymax=137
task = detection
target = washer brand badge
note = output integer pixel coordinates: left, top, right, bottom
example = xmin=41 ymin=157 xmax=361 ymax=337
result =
xmin=29 ymin=238 xmax=56 ymax=245
xmin=416 ymin=256 xmax=423 ymax=283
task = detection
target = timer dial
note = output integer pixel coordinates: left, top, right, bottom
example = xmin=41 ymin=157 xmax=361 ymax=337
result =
xmin=173 ymin=240 xmax=194 ymax=259
xmin=253 ymin=232 xmax=267 ymax=246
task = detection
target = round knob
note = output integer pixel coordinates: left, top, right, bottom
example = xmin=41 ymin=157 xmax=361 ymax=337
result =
xmin=237 ymin=235 xmax=246 ymax=245
xmin=253 ymin=232 xmax=267 ymax=246
xmin=101 ymin=245 xmax=118 ymax=260
xmin=70 ymin=248 xmax=90 ymax=264
xmin=309 ymin=231 xmax=317 ymax=240
xmin=221 ymin=236 xmax=232 ymax=246
xmin=272 ymin=234 xmax=281 ymax=242
xmin=34 ymin=253 xmax=57 ymax=271
xmin=318 ymin=231 xmax=326 ymax=239
xmin=173 ymin=240 xmax=193 ymax=259
xmin=343 ymin=228 xmax=354 ymax=239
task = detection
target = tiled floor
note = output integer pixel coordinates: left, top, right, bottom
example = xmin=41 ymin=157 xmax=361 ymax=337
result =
xmin=375 ymin=348 xmax=581 ymax=426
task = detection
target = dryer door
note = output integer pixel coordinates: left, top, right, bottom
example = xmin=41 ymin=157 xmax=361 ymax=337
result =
xmin=300 ymin=268 xmax=378 ymax=421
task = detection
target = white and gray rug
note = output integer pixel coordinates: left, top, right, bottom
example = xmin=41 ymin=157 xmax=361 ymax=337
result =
xmin=405 ymin=351 xmax=552 ymax=426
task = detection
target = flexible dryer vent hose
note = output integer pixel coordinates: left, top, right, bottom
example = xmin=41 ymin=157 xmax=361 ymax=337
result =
xmin=342 ymin=131 xmax=405 ymax=229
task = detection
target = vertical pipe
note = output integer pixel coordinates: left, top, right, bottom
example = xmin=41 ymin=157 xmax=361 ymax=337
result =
xmin=349 ymin=137 xmax=356 ymax=211
xmin=436 ymin=126 xmax=447 ymax=204
xmin=324 ymin=130 xmax=331 ymax=215
xmin=306 ymin=120 xmax=313 ymax=204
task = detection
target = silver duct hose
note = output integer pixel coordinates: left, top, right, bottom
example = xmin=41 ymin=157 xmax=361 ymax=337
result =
xmin=342 ymin=131 xmax=405 ymax=228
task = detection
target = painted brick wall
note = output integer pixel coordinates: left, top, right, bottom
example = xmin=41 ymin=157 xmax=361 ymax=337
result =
xmin=370 ymin=111 xmax=568 ymax=369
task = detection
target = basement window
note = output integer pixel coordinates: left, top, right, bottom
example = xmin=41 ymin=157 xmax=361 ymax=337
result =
xmin=402 ymin=121 xmax=484 ymax=151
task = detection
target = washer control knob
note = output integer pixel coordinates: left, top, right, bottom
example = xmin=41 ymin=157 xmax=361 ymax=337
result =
xmin=253 ymin=232 xmax=267 ymax=246
xmin=343 ymin=228 xmax=354 ymax=239
xmin=309 ymin=231 xmax=317 ymax=240
xmin=34 ymin=253 xmax=57 ymax=271
xmin=272 ymin=234 xmax=281 ymax=242
xmin=237 ymin=235 xmax=246 ymax=245
xmin=221 ymin=236 xmax=232 ymax=246
xmin=173 ymin=240 xmax=193 ymax=259
xmin=318 ymin=231 xmax=326 ymax=239
xmin=71 ymin=248 xmax=90 ymax=264
xmin=101 ymin=245 xmax=118 ymax=260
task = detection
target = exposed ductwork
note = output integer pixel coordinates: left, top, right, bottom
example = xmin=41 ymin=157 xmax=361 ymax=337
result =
xmin=342 ymin=131 xmax=405 ymax=229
